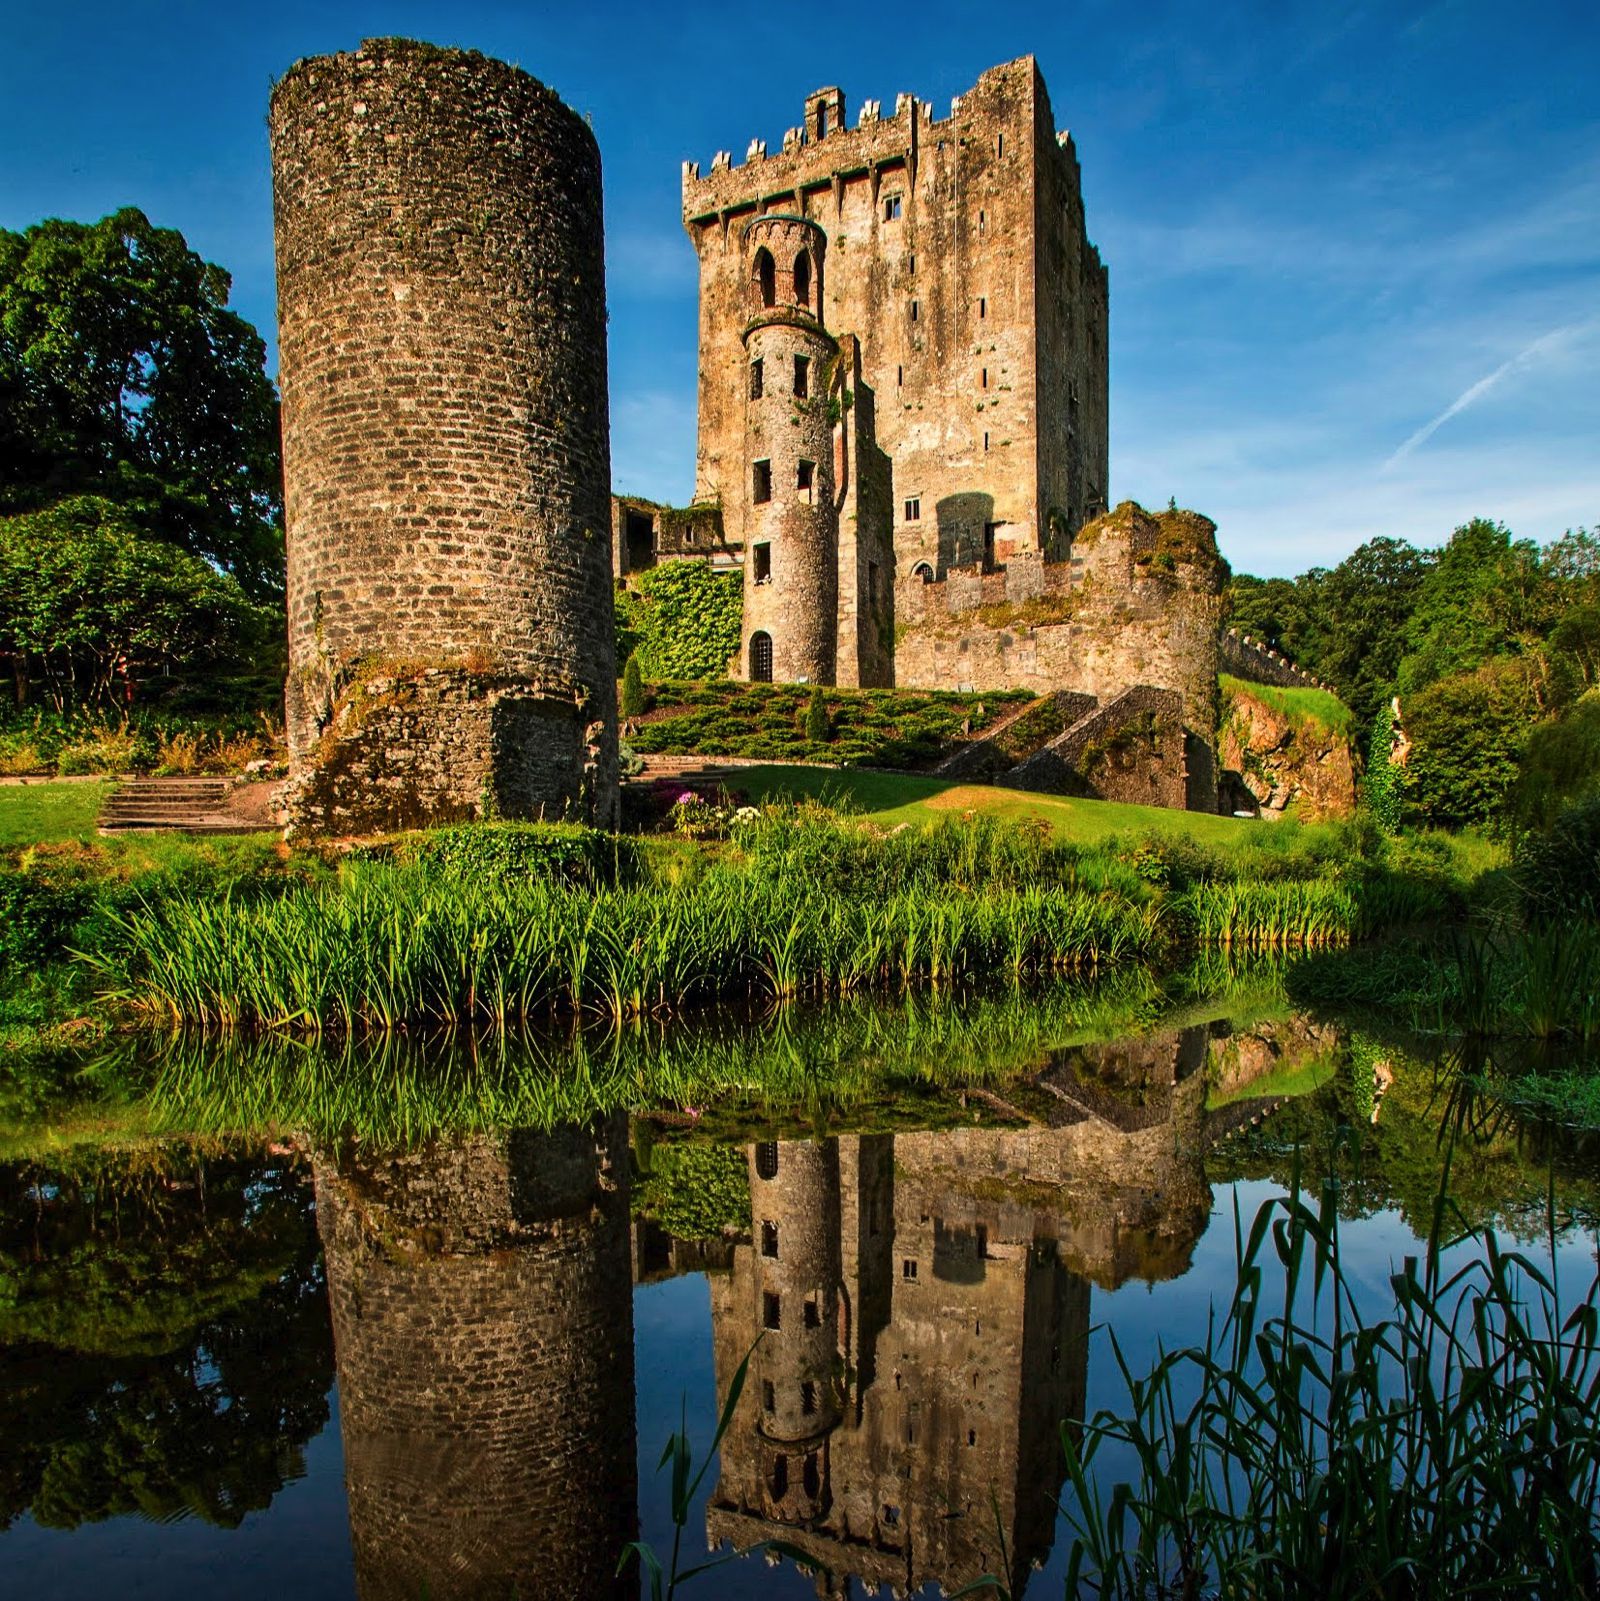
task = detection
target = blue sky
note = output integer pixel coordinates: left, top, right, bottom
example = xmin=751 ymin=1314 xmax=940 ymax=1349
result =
xmin=3 ymin=0 xmax=1595 ymax=576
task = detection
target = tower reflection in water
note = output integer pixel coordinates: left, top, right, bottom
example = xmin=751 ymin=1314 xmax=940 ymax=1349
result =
xmin=702 ymin=1027 xmax=1217 ymax=1598
xmin=312 ymin=1113 xmax=639 ymax=1601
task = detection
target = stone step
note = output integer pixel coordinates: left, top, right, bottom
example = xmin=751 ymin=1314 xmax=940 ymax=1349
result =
xmin=98 ymin=776 xmax=269 ymax=836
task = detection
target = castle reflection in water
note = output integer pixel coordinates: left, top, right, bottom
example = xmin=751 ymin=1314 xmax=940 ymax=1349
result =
xmin=312 ymin=1023 xmax=1302 ymax=1600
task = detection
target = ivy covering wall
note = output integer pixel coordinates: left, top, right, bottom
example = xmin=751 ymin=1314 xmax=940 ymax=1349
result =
xmin=615 ymin=563 xmax=743 ymax=680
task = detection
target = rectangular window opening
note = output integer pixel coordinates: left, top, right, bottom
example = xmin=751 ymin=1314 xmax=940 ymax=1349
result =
xmin=797 ymin=459 xmax=815 ymax=500
xmin=763 ymin=1290 xmax=781 ymax=1330
xmin=903 ymin=497 xmax=921 ymax=523
xmin=978 ymin=209 xmax=986 ymax=234
xmin=910 ymin=299 xmax=919 ymax=323
xmin=750 ymin=357 xmax=764 ymax=399
xmin=997 ymin=133 xmax=1004 ymax=156
xmin=804 ymin=1298 xmax=821 ymax=1328
xmin=908 ymin=252 xmax=916 ymax=274
xmin=753 ymin=542 xmax=772 ymax=584
xmin=902 ymin=1257 xmax=918 ymax=1280
xmin=752 ymin=459 xmax=772 ymax=504
xmin=760 ymin=1219 xmax=779 ymax=1255
xmin=884 ymin=194 xmax=902 ymax=221
xmin=793 ymin=354 xmax=809 ymax=398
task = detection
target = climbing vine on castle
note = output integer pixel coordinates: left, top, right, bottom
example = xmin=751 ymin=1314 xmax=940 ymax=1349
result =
xmin=615 ymin=563 xmax=742 ymax=680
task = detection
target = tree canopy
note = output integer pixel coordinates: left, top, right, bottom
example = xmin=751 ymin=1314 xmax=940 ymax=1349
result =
xmin=1228 ymin=517 xmax=1598 ymax=829
xmin=0 ymin=209 xmax=283 ymax=599
xmin=0 ymin=497 xmax=276 ymax=709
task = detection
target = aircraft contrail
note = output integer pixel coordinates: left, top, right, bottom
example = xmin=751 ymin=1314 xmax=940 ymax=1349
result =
xmin=1382 ymin=321 xmax=1590 ymax=471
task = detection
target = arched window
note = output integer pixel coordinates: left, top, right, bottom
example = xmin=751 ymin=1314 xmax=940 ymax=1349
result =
xmin=749 ymin=632 xmax=773 ymax=684
xmin=803 ymin=1452 xmax=820 ymax=1497
xmin=770 ymin=1456 xmax=788 ymax=1500
xmin=793 ymin=250 xmax=811 ymax=308
xmin=755 ymin=1139 xmax=779 ymax=1178
xmin=912 ymin=561 xmax=934 ymax=584
xmin=755 ymin=247 xmax=776 ymax=308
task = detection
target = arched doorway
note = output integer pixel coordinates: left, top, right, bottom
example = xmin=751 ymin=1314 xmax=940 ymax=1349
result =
xmin=749 ymin=631 xmax=773 ymax=683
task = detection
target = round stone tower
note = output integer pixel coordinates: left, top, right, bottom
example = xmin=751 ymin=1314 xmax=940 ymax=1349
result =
xmin=739 ymin=215 xmax=839 ymax=686
xmin=269 ymin=39 xmax=618 ymax=833
xmin=313 ymin=1118 xmax=638 ymax=1601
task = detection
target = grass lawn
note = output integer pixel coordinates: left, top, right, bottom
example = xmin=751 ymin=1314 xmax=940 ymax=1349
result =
xmin=725 ymin=764 xmax=1261 ymax=846
xmin=0 ymin=780 xmax=112 ymax=846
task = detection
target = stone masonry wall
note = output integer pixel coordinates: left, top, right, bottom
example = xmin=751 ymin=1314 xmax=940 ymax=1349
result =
xmin=271 ymin=38 xmax=617 ymax=830
xmin=896 ymin=504 xmax=1226 ymax=791
xmin=1219 ymin=627 xmax=1335 ymax=692
xmin=313 ymin=1120 xmax=637 ymax=1601
xmin=684 ymin=57 xmax=1108 ymax=578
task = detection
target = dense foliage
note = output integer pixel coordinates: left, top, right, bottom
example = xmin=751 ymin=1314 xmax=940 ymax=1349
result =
xmin=627 ymin=680 xmax=1030 ymax=769
xmin=1230 ymin=518 xmax=1600 ymax=829
xmin=0 ymin=210 xmax=283 ymax=600
xmin=0 ymin=497 xmax=278 ymax=712
xmin=615 ymin=562 xmax=743 ymax=679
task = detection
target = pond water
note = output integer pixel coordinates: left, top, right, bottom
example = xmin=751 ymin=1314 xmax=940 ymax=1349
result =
xmin=3 ymin=984 xmax=1596 ymax=1599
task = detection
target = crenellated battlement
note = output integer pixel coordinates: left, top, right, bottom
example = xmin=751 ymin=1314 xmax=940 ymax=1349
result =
xmin=682 ymin=55 xmax=1081 ymax=221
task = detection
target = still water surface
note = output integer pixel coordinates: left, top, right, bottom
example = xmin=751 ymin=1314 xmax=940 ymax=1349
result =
xmin=3 ymin=998 xmax=1595 ymax=1599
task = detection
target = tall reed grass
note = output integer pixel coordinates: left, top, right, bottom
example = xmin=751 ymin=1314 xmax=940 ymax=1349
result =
xmin=1061 ymin=1177 xmax=1600 ymax=1597
xmin=91 ymin=865 xmax=1162 ymax=1034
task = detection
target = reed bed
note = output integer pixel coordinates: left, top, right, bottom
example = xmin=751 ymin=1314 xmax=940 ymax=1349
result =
xmin=1062 ymin=1178 xmax=1600 ymax=1597
xmin=92 ymin=862 xmax=1161 ymax=1034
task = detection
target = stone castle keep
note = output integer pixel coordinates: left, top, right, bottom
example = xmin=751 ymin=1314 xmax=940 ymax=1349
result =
xmin=269 ymin=40 xmax=1247 ymax=826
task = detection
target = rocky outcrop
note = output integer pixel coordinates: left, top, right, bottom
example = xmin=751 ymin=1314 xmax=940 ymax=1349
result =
xmin=1218 ymin=680 xmax=1359 ymax=821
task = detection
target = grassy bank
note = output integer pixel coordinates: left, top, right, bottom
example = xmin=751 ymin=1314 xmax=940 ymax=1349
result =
xmin=80 ymin=805 xmax=1473 ymax=1035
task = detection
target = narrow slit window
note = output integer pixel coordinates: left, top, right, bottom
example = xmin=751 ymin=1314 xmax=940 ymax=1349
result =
xmin=978 ymin=209 xmax=986 ymax=234
xmin=908 ymin=253 xmax=916 ymax=274
xmin=796 ymin=459 xmax=815 ymax=499
xmin=761 ymin=1219 xmax=779 ymax=1255
xmin=983 ymin=431 xmax=990 ymax=452
xmin=753 ymin=542 xmax=772 ymax=584
xmin=981 ymin=368 xmax=988 ymax=388
xmin=750 ymin=357 xmax=764 ymax=399
xmin=967 ymin=1429 xmax=977 ymax=1446
xmin=904 ymin=497 xmax=921 ymax=523
xmin=897 ymin=364 xmax=903 ymax=387
xmin=997 ymin=133 xmax=1004 ymax=156
xmin=763 ymin=1379 xmax=776 ymax=1411
xmin=793 ymin=354 xmax=809 ymax=397
xmin=979 ymin=296 xmax=986 ymax=319
xmin=763 ymin=1291 xmax=781 ymax=1330
xmin=801 ymin=1381 xmax=817 ymax=1415
xmin=910 ymin=299 xmax=919 ymax=323
xmin=752 ymin=459 xmax=772 ymax=504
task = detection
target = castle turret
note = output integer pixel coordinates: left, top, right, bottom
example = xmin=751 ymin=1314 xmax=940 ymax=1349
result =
xmin=739 ymin=215 xmax=839 ymax=685
xmin=270 ymin=39 xmax=618 ymax=833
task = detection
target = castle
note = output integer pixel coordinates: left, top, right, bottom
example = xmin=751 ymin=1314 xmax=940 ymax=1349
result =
xmin=622 ymin=58 xmax=1233 ymax=809
xmin=269 ymin=42 xmax=1251 ymax=831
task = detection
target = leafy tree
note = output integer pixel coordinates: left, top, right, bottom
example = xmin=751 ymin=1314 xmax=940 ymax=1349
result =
xmin=1396 ymin=519 xmax=1550 ymax=696
xmin=1402 ymin=657 xmax=1541 ymax=828
xmin=1363 ymin=701 xmax=1403 ymax=834
xmin=0 ymin=496 xmax=275 ymax=709
xmin=0 ymin=209 xmax=283 ymax=598
xmin=1512 ymin=692 xmax=1600 ymax=831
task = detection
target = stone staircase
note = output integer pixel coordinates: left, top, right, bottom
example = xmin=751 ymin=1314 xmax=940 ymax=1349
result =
xmin=98 ymin=777 xmax=267 ymax=835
